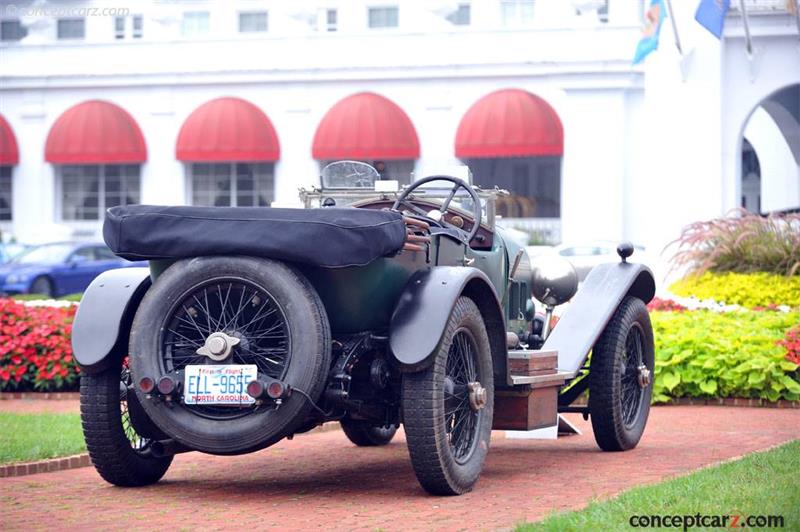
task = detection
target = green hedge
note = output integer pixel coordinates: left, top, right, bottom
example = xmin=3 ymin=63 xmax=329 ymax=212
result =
xmin=670 ymin=272 xmax=800 ymax=308
xmin=652 ymin=310 xmax=800 ymax=403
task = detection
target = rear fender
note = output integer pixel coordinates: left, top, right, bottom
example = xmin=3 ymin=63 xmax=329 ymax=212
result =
xmin=71 ymin=267 xmax=151 ymax=374
xmin=389 ymin=267 xmax=508 ymax=384
xmin=542 ymin=262 xmax=656 ymax=377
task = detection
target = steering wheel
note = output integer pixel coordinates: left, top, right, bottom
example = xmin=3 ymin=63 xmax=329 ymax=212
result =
xmin=392 ymin=175 xmax=483 ymax=244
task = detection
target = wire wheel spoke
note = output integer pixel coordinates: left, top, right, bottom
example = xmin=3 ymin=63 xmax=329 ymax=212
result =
xmin=444 ymin=330 xmax=480 ymax=464
xmin=120 ymin=360 xmax=150 ymax=452
xmin=621 ymin=325 xmax=645 ymax=427
xmin=160 ymin=278 xmax=291 ymax=420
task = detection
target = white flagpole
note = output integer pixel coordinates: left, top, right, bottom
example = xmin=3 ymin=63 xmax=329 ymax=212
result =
xmin=738 ymin=0 xmax=753 ymax=57
xmin=664 ymin=0 xmax=683 ymax=55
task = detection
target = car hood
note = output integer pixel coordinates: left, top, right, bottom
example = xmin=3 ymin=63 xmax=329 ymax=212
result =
xmin=0 ymin=263 xmax=51 ymax=282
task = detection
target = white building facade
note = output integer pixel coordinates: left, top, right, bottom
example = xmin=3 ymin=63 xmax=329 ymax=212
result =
xmin=0 ymin=0 xmax=798 ymax=254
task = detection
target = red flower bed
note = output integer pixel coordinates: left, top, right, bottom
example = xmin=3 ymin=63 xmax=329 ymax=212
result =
xmin=647 ymin=297 xmax=688 ymax=312
xmin=0 ymin=298 xmax=79 ymax=392
xmin=779 ymin=324 xmax=800 ymax=366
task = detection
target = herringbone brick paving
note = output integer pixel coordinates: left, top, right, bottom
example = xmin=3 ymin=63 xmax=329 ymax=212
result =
xmin=1 ymin=405 xmax=798 ymax=531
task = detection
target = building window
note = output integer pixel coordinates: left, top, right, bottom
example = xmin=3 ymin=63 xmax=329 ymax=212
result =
xmin=114 ymin=16 xmax=125 ymax=39
xmin=0 ymin=19 xmax=27 ymax=42
xmin=325 ymin=9 xmax=338 ymax=32
xmin=368 ymin=6 xmax=399 ymax=28
xmin=446 ymin=4 xmax=471 ymax=26
xmin=132 ymin=15 xmax=143 ymax=38
xmin=239 ymin=11 xmax=268 ymax=33
xmin=501 ymin=0 xmax=535 ymax=26
xmin=0 ymin=166 xmax=11 ymax=221
xmin=466 ymin=157 xmax=561 ymax=218
xmin=189 ymin=163 xmax=274 ymax=207
xmin=597 ymin=0 xmax=609 ymax=23
xmin=182 ymin=12 xmax=210 ymax=36
xmin=114 ymin=15 xmax=143 ymax=39
xmin=59 ymin=164 xmax=140 ymax=221
xmin=57 ymin=18 xmax=85 ymax=40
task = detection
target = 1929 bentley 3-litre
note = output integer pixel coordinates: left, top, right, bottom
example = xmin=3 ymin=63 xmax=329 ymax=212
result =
xmin=73 ymin=161 xmax=655 ymax=495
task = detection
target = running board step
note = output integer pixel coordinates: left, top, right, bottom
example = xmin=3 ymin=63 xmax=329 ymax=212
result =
xmin=510 ymin=371 xmax=572 ymax=388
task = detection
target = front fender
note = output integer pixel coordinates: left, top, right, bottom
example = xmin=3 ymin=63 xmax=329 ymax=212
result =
xmin=542 ymin=261 xmax=656 ymax=377
xmin=71 ymin=267 xmax=151 ymax=374
xmin=389 ymin=267 xmax=507 ymax=381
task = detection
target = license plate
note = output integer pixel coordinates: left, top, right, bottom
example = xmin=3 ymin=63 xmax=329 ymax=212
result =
xmin=183 ymin=365 xmax=258 ymax=406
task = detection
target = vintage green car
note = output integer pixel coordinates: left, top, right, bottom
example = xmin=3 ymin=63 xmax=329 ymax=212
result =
xmin=72 ymin=161 xmax=655 ymax=495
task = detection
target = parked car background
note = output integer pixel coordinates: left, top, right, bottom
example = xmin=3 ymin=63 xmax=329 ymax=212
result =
xmin=0 ymin=242 xmax=144 ymax=297
xmin=0 ymin=242 xmax=30 ymax=265
xmin=554 ymin=241 xmax=650 ymax=281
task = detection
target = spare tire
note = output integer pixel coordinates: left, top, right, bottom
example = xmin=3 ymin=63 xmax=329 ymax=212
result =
xmin=130 ymin=256 xmax=331 ymax=455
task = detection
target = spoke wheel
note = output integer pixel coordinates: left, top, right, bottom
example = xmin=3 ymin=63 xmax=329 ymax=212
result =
xmin=81 ymin=356 xmax=172 ymax=487
xmin=120 ymin=358 xmax=155 ymax=452
xmin=621 ymin=325 xmax=646 ymax=428
xmin=444 ymin=330 xmax=480 ymax=464
xmin=589 ymin=296 xmax=655 ymax=452
xmin=402 ymin=297 xmax=494 ymax=496
xmin=130 ymin=256 xmax=331 ymax=455
xmin=160 ymin=279 xmax=291 ymax=420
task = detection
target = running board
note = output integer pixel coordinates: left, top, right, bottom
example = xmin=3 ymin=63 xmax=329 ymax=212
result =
xmin=509 ymin=371 xmax=572 ymax=388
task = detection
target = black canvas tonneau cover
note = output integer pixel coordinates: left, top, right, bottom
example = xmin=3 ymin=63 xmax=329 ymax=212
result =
xmin=103 ymin=204 xmax=407 ymax=268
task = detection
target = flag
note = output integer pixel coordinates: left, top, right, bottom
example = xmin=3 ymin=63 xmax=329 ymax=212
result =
xmin=633 ymin=0 xmax=667 ymax=65
xmin=695 ymin=0 xmax=731 ymax=38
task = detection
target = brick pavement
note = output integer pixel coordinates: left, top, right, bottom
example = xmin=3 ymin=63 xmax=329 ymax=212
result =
xmin=1 ymin=405 xmax=798 ymax=531
xmin=0 ymin=398 xmax=79 ymax=415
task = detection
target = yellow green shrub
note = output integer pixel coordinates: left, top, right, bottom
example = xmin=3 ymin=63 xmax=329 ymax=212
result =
xmin=652 ymin=310 xmax=800 ymax=403
xmin=670 ymin=272 xmax=800 ymax=308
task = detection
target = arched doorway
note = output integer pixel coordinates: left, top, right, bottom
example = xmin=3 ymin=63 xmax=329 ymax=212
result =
xmin=740 ymin=138 xmax=761 ymax=214
xmin=455 ymin=89 xmax=563 ymax=242
xmin=740 ymin=83 xmax=800 ymax=214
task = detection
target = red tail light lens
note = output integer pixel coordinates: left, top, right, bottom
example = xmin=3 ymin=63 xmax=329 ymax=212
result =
xmin=246 ymin=380 xmax=265 ymax=399
xmin=266 ymin=380 xmax=286 ymax=400
xmin=138 ymin=376 xmax=155 ymax=394
xmin=157 ymin=376 xmax=177 ymax=395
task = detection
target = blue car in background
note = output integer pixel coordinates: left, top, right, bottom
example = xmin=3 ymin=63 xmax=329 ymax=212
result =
xmin=0 ymin=242 xmax=30 ymax=264
xmin=0 ymin=242 xmax=143 ymax=298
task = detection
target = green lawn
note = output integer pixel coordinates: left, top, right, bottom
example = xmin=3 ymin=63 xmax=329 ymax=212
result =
xmin=0 ymin=412 xmax=86 ymax=464
xmin=518 ymin=439 xmax=800 ymax=531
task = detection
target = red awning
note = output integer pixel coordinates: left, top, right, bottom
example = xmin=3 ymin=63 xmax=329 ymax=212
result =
xmin=0 ymin=114 xmax=19 ymax=165
xmin=176 ymin=97 xmax=280 ymax=162
xmin=312 ymin=92 xmax=420 ymax=160
xmin=45 ymin=100 xmax=147 ymax=164
xmin=455 ymin=89 xmax=563 ymax=159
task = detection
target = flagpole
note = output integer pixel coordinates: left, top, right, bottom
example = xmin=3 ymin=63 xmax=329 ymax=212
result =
xmin=738 ymin=0 xmax=753 ymax=57
xmin=664 ymin=0 xmax=683 ymax=55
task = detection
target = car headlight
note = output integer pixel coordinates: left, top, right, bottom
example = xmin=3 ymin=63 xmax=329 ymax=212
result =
xmin=6 ymin=273 xmax=28 ymax=284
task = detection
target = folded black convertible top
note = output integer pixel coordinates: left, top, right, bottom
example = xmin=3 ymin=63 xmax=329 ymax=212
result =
xmin=103 ymin=205 xmax=407 ymax=268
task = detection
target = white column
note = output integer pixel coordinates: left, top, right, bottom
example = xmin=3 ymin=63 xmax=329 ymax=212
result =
xmin=560 ymin=89 xmax=627 ymax=244
xmin=138 ymin=88 xmax=185 ymax=205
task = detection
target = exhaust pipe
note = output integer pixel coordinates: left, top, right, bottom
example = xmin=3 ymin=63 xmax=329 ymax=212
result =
xmin=145 ymin=439 xmax=191 ymax=458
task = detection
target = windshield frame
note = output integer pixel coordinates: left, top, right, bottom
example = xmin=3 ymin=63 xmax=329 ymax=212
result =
xmin=298 ymin=185 xmax=504 ymax=231
xmin=320 ymin=160 xmax=381 ymax=190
